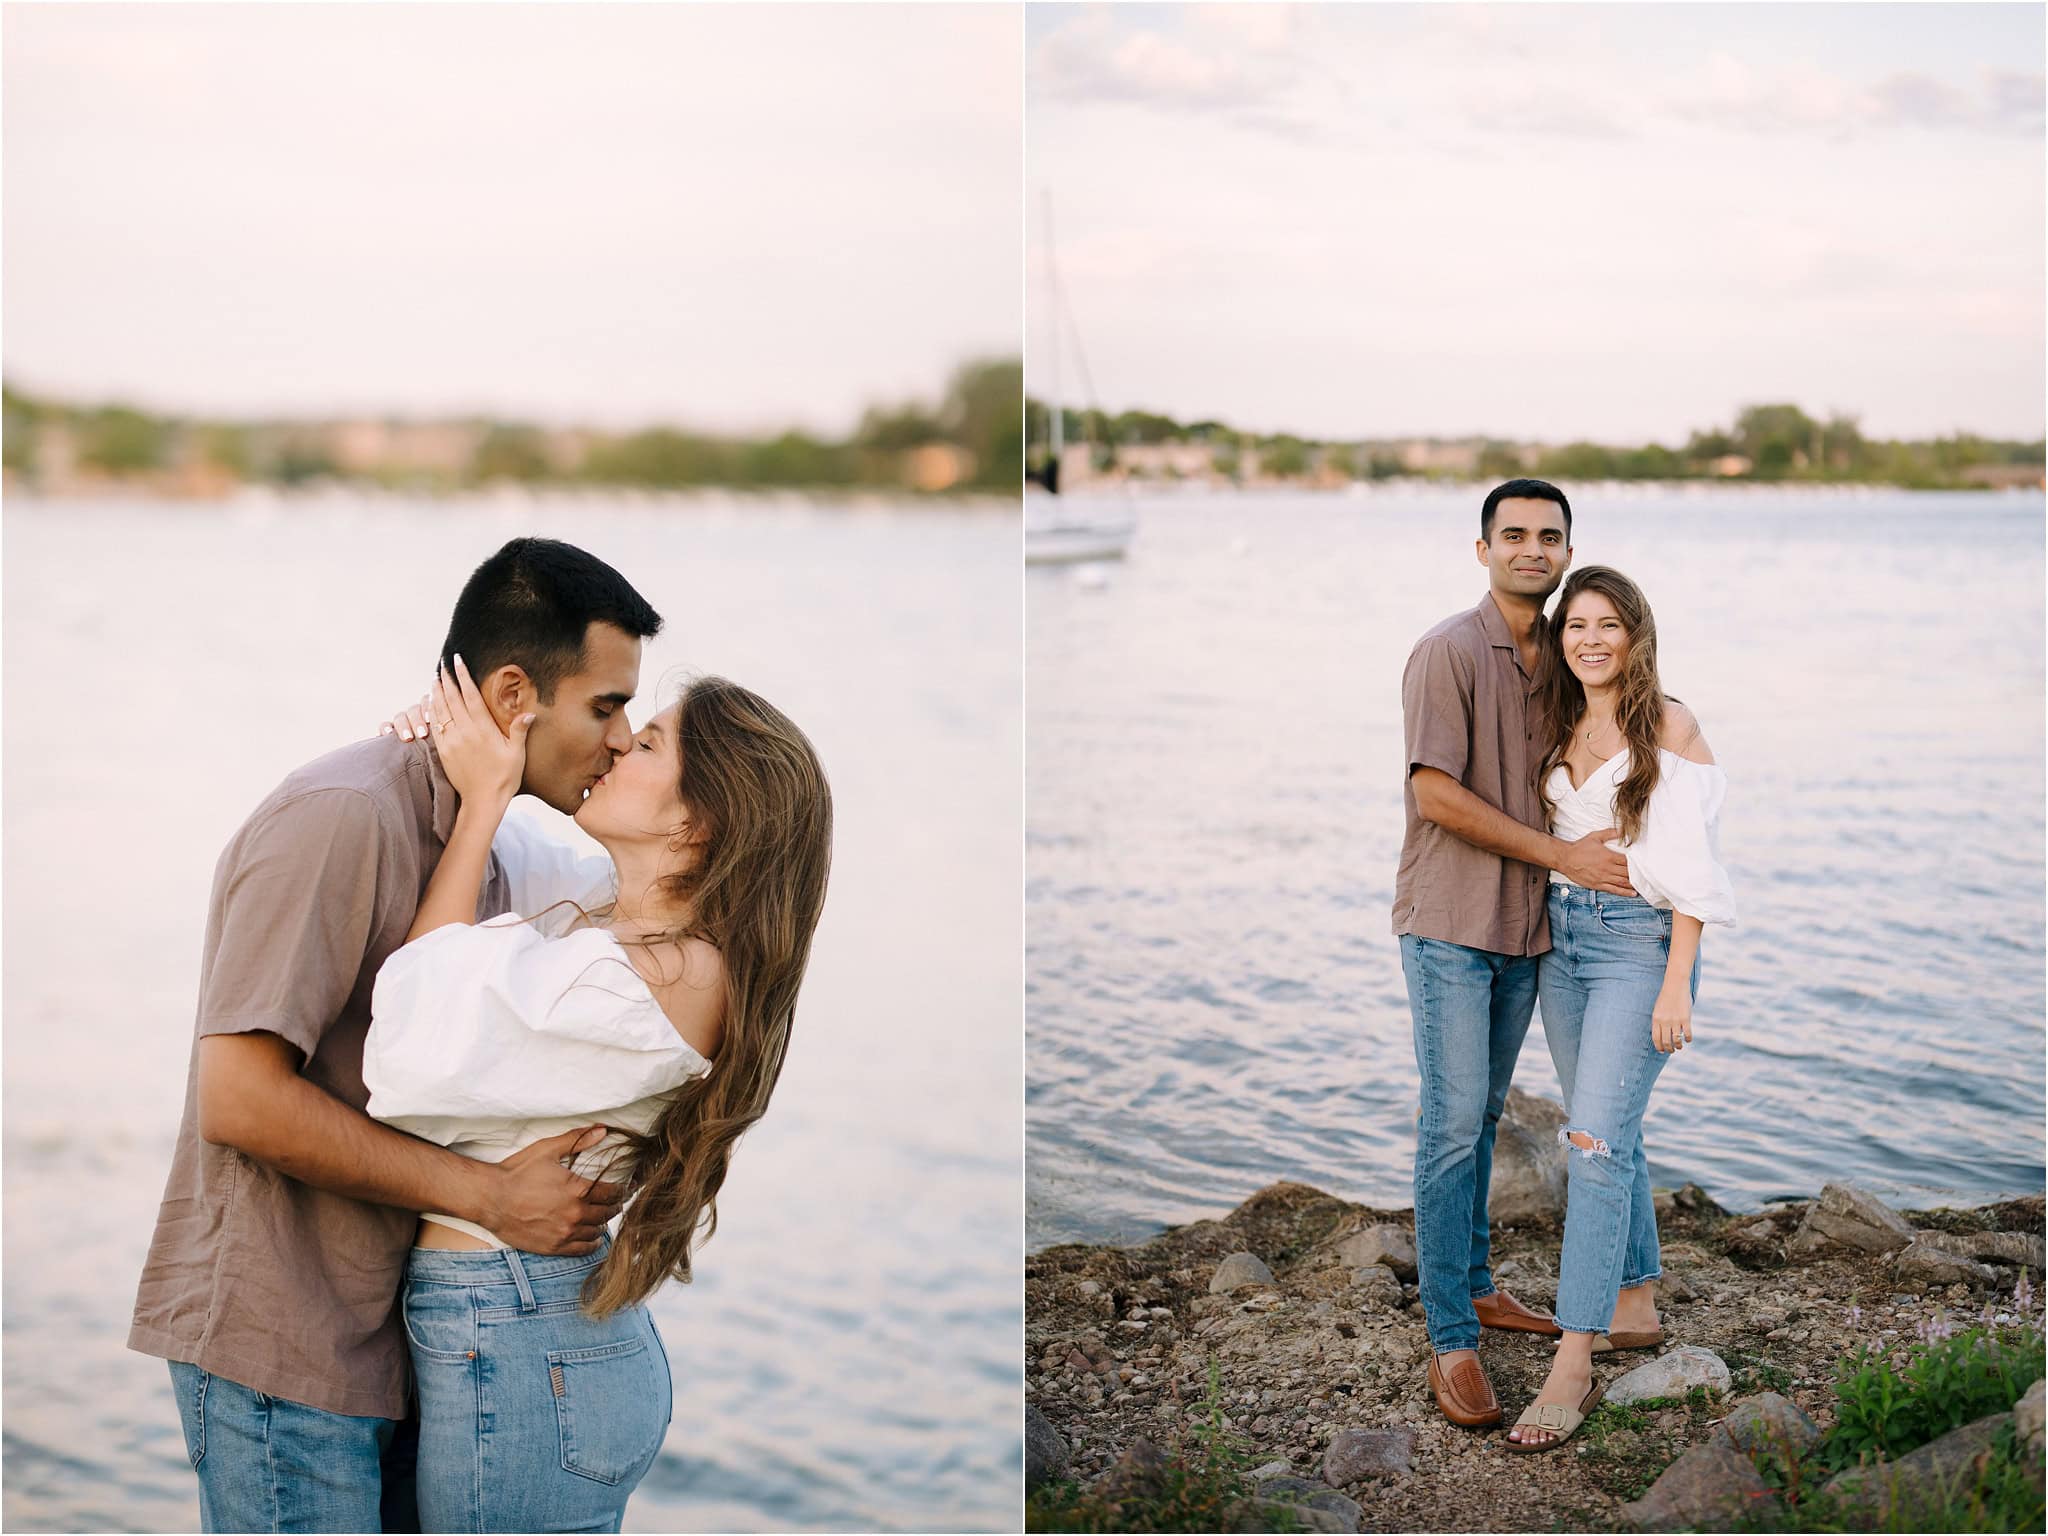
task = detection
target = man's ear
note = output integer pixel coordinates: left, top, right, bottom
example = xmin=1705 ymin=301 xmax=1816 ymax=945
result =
xmin=1474 ymin=537 xmax=1491 ymax=568
xmin=482 ymin=665 xmax=534 ymax=729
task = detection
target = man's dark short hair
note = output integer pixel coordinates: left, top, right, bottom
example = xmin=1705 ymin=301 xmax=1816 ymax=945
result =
xmin=1480 ymin=478 xmax=1573 ymax=543
xmin=439 ymin=538 xmax=664 ymax=703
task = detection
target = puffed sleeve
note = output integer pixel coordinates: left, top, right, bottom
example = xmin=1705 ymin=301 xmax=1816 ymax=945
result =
xmin=492 ymin=809 xmax=616 ymax=919
xmin=1624 ymin=754 xmax=1737 ymax=926
xmin=363 ymin=921 xmax=705 ymax=1136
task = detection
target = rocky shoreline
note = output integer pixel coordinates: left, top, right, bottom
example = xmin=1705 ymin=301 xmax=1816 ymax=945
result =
xmin=1025 ymin=1091 xmax=2044 ymax=1532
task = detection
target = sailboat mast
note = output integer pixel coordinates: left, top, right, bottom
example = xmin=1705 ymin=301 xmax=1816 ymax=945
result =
xmin=1044 ymin=188 xmax=1063 ymax=472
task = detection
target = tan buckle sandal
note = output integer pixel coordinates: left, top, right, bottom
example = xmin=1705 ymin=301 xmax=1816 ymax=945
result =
xmin=1503 ymin=1379 xmax=1606 ymax=1453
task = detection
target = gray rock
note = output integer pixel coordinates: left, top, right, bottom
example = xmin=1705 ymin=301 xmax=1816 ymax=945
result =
xmin=1823 ymin=1411 xmax=2010 ymax=1524
xmin=1321 ymin=1426 xmax=1414 ymax=1484
xmin=1093 ymin=1437 xmax=1172 ymax=1505
xmin=1257 ymin=1475 xmax=1363 ymax=1528
xmin=2015 ymin=1377 xmax=2044 ymax=1457
xmin=1227 ymin=1497 xmax=1356 ymax=1535
xmin=1784 ymin=1222 xmax=1834 ymax=1261
xmin=1937 ymin=1229 xmax=2047 ymax=1271
xmin=1656 ymin=1270 xmax=1698 ymax=1305
xmin=1716 ymin=1392 xmax=1822 ymax=1459
xmin=1622 ymin=1436 xmax=1778 ymax=1531
xmin=1893 ymin=1237 xmax=1999 ymax=1288
xmin=1802 ymin=1183 xmax=1917 ymax=1255
xmin=1210 ymin=1252 xmax=1278 ymax=1294
xmin=1025 ymin=1405 xmax=1070 ymax=1491
xmin=1249 ymin=1460 xmax=1293 ymax=1482
xmin=1334 ymin=1224 xmax=1417 ymax=1282
xmin=1490 ymin=1088 xmax=1569 ymax=1226
xmin=1674 ymin=1182 xmax=1725 ymax=1216
xmin=1607 ymin=1345 xmax=1733 ymax=1405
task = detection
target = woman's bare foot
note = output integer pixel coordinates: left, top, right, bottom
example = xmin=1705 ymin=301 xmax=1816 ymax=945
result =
xmin=1610 ymin=1281 xmax=1661 ymax=1335
xmin=1506 ymin=1350 xmax=1596 ymax=1447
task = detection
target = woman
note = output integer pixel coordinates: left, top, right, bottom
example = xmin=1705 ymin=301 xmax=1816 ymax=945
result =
xmin=1504 ymin=567 xmax=1735 ymax=1452
xmin=362 ymin=658 xmax=832 ymax=1529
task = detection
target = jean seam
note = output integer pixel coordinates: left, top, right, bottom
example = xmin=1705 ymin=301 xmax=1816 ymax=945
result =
xmin=261 ymin=1387 xmax=280 ymax=1534
xmin=192 ymin=1368 xmax=209 ymax=1469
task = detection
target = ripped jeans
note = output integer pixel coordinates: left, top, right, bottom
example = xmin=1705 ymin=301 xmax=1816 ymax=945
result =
xmin=1537 ymin=883 xmax=1699 ymax=1337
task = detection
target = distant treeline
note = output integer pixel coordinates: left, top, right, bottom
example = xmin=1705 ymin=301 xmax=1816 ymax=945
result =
xmin=1025 ymin=398 xmax=2046 ymax=490
xmin=3 ymin=358 xmax=1022 ymax=496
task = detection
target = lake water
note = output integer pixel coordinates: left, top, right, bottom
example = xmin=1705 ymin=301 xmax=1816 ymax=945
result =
xmin=1027 ymin=484 xmax=2046 ymax=1251
xmin=2 ymin=492 xmax=1021 ymax=1532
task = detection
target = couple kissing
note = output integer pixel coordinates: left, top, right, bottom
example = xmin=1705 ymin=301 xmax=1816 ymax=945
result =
xmin=1393 ymin=479 xmax=1737 ymax=1453
xmin=128 ymin=537 xmax=832 ymax=1532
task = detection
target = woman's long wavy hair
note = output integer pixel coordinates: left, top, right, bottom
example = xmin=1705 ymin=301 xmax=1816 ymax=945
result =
xmin=1533 ymin=566 xmax=1671 ymax=845
xmin=580 ymin=675 xmax=832 ymax=1316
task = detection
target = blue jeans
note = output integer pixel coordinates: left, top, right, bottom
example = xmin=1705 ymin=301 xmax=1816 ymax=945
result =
xmin=1400 ymin=934 xmax=1540 ymax=1354
xmin=167 ymin=1361 xmax=417 ymax=1532
xmin=1538 ymin=884 xmax=1700 ymax=1335
xmin=402 ymin=1240 xmax=671 ymax=1534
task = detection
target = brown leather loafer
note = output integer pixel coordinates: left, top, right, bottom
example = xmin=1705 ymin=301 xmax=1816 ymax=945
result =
xmin=1428 ymin=1352 xmax=1503 ymax=1428
xmin=1473 ymin=1288 xmax=1563 ymax=1336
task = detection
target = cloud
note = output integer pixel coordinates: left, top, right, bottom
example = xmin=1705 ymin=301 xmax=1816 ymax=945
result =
xmin=1671 ymin=53 xmax=2045 ymax=140
xmin=1028 ymin=6 xmax=1323 ymax=141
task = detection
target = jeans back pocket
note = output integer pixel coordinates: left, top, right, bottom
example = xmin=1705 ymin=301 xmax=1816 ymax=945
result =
xmin=549 ymin=1337 xmax=668 ymax=1485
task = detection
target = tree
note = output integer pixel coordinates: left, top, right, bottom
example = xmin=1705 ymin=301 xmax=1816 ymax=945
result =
xmin=942 ymin=356 xmax=1023 ymax=490
xmin=1323 ymin=443 xmax=1358 ymax=480
xmin=2 ymin=384 xmax=40 ymax=473
xmin=472 ymin=424 xmax=552 ymax=483
xmin=79 ymin=405 xmax=169 ymax=473
xmin=1476 ymin=442 xmax=1524 ymax=480
xmin=1260 ymin=435 xmax=1310 ymax=477
xmin=1536 ymin=441 xmax=1616 ymax=480
xmin=197 ymin=423 xmax=251 ymax=477
xmin=1732 ymin=404 xmax=1820 ymax=478
xmin=583 ymin=428 xmax=732 ymax=487
xmin=856 ymin=403 xmax=945 ymax=453
xmin=1110 ymin=408 xmax=1182 ymax=444
xmin=740 ymin=430 xmax=853 ymax=487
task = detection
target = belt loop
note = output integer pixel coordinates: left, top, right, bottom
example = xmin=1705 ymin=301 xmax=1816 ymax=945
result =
xmin=503 ymin=1249 xmax=537 ymax=1313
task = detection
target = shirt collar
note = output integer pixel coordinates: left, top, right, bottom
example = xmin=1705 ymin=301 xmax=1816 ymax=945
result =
xmin=1475 ymin=591 xmax=1535 ymax=683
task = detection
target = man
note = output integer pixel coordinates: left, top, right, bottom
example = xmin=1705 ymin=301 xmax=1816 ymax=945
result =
xmin=129 ymin=537 xmax=665 ymax=1532
xmin=1392 ymin=479 xmax=1635 ymax=1429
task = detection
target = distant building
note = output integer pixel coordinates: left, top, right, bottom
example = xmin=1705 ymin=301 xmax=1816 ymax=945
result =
xmin=1113 ymin=442 xmax=1215 ymax=479
xmin=329 ymin=419 xmax=482 ymax=476
xmin=1708 ymin=454 xmax=1752 ymax=477
xmin=1961 ymin=463 xmax=2046 ymax=490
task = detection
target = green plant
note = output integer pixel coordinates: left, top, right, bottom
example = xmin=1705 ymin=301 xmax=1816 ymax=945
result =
xmin=1736 ymin=1421 xmax=2045 ymax=1533
xmin=1025 ymin=1361 xmax=1300 ymax=1533
xmin=1823 ymin=1321 xmax=2046 ymax=1473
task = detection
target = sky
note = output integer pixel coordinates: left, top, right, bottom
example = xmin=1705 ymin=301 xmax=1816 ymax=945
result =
xmin=1026 ymin=2 xmax=2046 ymax=443
xmin=2 ymin=3 xmax=1021 ymax=436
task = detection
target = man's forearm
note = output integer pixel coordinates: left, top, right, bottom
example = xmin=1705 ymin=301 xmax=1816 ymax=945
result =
xmin=210 ymin=1066 xmax=494 ymax=1225
xmin=1414 ymin=770 xmax=1558 ymax=870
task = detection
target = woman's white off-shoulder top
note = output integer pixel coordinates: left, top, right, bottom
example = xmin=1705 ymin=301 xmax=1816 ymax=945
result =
xmin=1546 ymin=748 xmax=1737 ymax=926
xmin=363 ymin=814 xmax=710 ymax=1247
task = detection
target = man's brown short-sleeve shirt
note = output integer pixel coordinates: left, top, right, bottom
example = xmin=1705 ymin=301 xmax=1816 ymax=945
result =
xmin=1391 ymin=594 xmax=1551 ymax=957
xmin=128 ymin=735 xmax=509 ymax=1418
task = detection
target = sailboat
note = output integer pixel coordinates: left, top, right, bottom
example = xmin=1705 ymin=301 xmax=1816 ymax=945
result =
xmin=1026 ymin=192 xmax=1136 ymax=566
